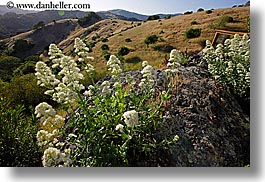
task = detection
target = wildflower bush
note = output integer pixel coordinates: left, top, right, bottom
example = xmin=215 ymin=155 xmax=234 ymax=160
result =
xmin=202 ymin=34 xmax=250 ymax=97
xmin=34 ymin=38 xmax=181 ymax=167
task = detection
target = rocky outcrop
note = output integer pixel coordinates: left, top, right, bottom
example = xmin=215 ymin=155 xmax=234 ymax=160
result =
xmin=66 ymin=55 xmax=250 ymax=167
xmin=161 ymin=56 xmax=249 ymax=166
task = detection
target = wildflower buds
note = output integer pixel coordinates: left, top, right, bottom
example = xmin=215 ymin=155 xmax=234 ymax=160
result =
xmin=123 ymin=110 xmax=139 ymax=127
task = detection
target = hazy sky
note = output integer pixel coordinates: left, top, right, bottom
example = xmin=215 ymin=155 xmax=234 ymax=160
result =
xmin=1 ymin=0 xmax=248 ymax=14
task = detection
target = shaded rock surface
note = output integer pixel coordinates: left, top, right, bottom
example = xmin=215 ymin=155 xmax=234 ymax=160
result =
xmin=162 ymin=56 xmax=250 ymax=166
xmin=67 ymin=55 xmax=250 ymax=167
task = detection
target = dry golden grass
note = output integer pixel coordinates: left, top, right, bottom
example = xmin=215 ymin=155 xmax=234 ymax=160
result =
xmin=59 ymin=7 xmax=249 ymax=74
xmin=25 ymin=6 xmax=248 ymax=84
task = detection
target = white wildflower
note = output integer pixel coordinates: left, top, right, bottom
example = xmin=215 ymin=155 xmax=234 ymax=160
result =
xmin=123 ymin=110 xmax=139 ymax=127
xmin=42 ymin=147 xmax=71 ymax=167
xmin=115 ymin=124 xmax=124 ymax=133
xmin=107 ymin=55 xmax=122 ymax=76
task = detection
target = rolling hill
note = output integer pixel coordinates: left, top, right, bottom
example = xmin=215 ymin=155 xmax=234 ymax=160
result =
xmin=58 ymin=6 xmax=249 ymax=74
xmin=0 ymin=5 xmax=36 ymax=15
xmin=0 ymin=10 xmax=89 ymax=39
xmin=1 ymin=6 xmax=249 ymax=71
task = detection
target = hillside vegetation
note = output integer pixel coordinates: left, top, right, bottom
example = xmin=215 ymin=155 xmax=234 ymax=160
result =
xmin=59 ymin=7 xmax=249 ymax=74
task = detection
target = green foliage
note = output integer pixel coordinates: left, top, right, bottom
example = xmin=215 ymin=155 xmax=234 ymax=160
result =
xmin=147 ymin=15 xmax=160 ymax=21
xmin=197 ymin=8 xmax=204 ymax=12
xmin=184 ymin=11 xmax=193 ymax=15
xmin=153 ymin=45 xmax=174 ymax=53
xmin=101 ymin=38 xmax=109 ymax=43
xmin=0 ymin=42 xmax=7 ymax=50
xmin=12 ymin=39 xmax=34 ymax=54
xmin=1 ymin=74 xmax=50 ymax=109
xmin=0 ymin=98 xmax=42 ymax=166
xmin=33 ymin=21 xmax=45 ymax=30
xmin=103 ymin=52 xmax=111 ymax=61
xmin=101 ymin=44 xmax=109 ymax=51
xmin=125 ymin=38 xmax=132 ymax=42
xmin=190 ymin=20 xmax=198 ymax=25
xmin=144 ymin=34 xmax=159 ymax=47
xmin=164 ymin=15 xmax=171 ymax=19
xmin=24 ymin=55 xmax=41 ymax=63
xmin=86 ymin=42 xmax=96 ymax=52
xmin=78 ymin=12 xmax=101 ymax=27
xmin=206 ymin=10 xmax=213 ymax=14
xmin=211 ymin=15 xmax=234 ymax=29
xmin=117 ymin=46 xmax=130 ymax=56
xmin=0 ymin=56 xmax=22 ymax=81
xmin=184 ymin=28 xmax=201 ymax=39
xmin=13 ymin=61 xmax=36 ymax=76
xmin=247 ymin=17 xmax=250 ymax=32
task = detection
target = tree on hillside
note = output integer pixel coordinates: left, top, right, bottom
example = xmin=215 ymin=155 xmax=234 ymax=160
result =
xmin=78 ymin=12 xmax=101 ymax=27
xmin=197 ymin=8 xmax=204 ymax=12
xmin=147 ymin=15 xmax=160 ymax=21
xmin=144 ymin=35 xmax=158 ymax=47
xmin=117 ymin=46 xmax=130 ymax=56
xmin=32 ymin=21 xmax=45 ymax=30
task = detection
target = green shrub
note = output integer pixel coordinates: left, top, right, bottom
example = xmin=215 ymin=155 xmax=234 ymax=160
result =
xmin=0 ymin=56 xmax=22 ymax=81
xmin=184 ymin=28 xmax=201 ymax=39
xmin=32 ymin=21 xmax=45 ymax=30
xmin=78 ymin=12 xmax=101 ymax=27
xmin=117 ymin=46 xmax=130 ymax=56
xmin=197 ymin=8 xmax=204 ymax=12
xmin=125 ymin=38 xmax=132 ymax=42
xmin=103 ymin=52 xmax=111 ymax=61
xmin=206 ymin=10 xmax=213 ymax=14
xmin=0 ymin=98 xmax=42 ymax=166
xmin=86 ymin=42 xmax=96 ymax=52
xmin=144 ymin=34 xmax=159 ymax=47
xmin=101 ymin=44 xmax=109 ymax=51
xmin=24 ymin=55 xmax=41 ymax=63
xmin=147 ymin=15 xmax=160 ymax=21
xmin=190 ymin=20 xmax=198 ymax=25
xmin=13 ymin=61 xmax=36 ymax=76
xmin=1 ymin=74 xmax=50 ymax=109
xmin=12 ymin=39 xmax=34 ymax=54
xmin=184 ymin=11 xmax=193 ymax=15
xmin=213 ymin=15 xmax=234 ymax=29
xmin=101 ymin=38 xmax=109 ymax=43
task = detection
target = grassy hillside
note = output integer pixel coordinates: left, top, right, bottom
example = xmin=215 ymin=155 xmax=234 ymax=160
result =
xmin=0 ymin=10 xmax=89 ymax=38
xmin=1 ymin=19 xmax=80 ymax=59
xmin=60 ymin=6 xmax=249 ymax=75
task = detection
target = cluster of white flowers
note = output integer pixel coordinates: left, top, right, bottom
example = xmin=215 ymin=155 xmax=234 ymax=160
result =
xmin=84 ymin=85 xmax=95 ymax=97
xmin=36 ymin=129 xmax=60 ymax=149
xmin=74 ymin=38 xmax=95 ymax=73
xmin=35 ymin=62 xmax=60 ymax=87
xmin=101 ymin=81 xmax=111 ymax=95
xmin=115 ymin=124 xmax=124 ymax=133
xmin=42 ymin=147 xmax=72 ymax=167
xmin=36 ymin=39 xmax=96 ymax=104
xmin=123 ymin=110 xmax=139 ymax=127
xmin=202 ymin=34 xmax=250 ymax=96
xmin=139 ymin=61 xmax=157 ymax=90
xmin=35 ymin=38 xmax=98 ymax=166
xmin=107 ymin=55 xmax=123 ymax=77
xmin=35 ymin=102 xmax=64 ymax=127
xmin=48 ymin=44 xmax=63 ymax=68
xmin=165 ymin=49 xmax=181 ymax=75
